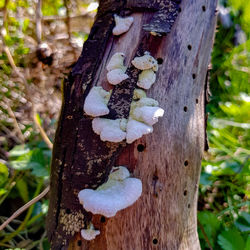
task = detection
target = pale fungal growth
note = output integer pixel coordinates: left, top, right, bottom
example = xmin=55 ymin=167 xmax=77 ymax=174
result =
xmin=133 ymin=106 xmax=165 ymax=126
xmin=119 ymin=118 xmax=128 ymax=132
xmin=83 ymin=87 xmax=110 ymax=117
xmin=107 ymin=68 xmax=129 ymax=85
xmin=92 ymin=118 xmax=126 ymax=142
xmin=133 ymin=88 xmax=146 ymax=100
xmin=131 ymin=52 xmax=158 ymax=71
xmin=106 ymin=52 xmax=126 ymax=72
xmin=81 ymin=223 xmax=100 ymax=241
xmin=112 ymin=14 xmax=134 ymax=36
xmin=78 ymin=166 xmax=142 ymax=217
xmin=137 ymin=69 xmax=156 ymax=89
xmin=126 ymin=119 xmax=153 ymax=144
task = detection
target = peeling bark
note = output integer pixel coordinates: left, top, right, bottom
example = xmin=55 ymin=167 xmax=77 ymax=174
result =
xmin=47 ymin=0 xmax=217 ymax=249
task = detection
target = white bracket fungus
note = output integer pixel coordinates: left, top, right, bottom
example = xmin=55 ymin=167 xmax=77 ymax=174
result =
xmin=133 ymin=88 xmax=147 ymax=100
xmin=107 ymin=68 xmax=129 ymax=85
xmin=126 ymin=119 xmax=153 ymax=144
xmin=83 ymin=87 xmax=110 ymax=117
xmin=92 ymin=118 xmax=126 ymax=142
xmin=133 ymin=106 xmax=164 ymax=126
xmin=137 ymin=69 xmax=156 ymax=89
xmin=112 ymin=15 xmax=134 ymax=36
xmin=81 ymin=222 xmax=100 ymax=241
xmin=78 ymin=166 xmax=142 ymax=218
xmin=131 ymin=52 xmax=158 ymax=71
xmin=106 ymin=52 xmax=126 ymax=72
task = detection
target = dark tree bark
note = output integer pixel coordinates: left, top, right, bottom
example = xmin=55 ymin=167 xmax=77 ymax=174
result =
xmin=46 ymin=0 xmax=218 ymax=249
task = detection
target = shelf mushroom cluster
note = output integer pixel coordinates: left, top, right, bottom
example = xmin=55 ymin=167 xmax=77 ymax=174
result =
xmin=78 ymin=166 xmax=142 ymax=240
xmin=83 ymin=51 xmax=164 ymax=144
xmin=79 ymin=15 xmax=164 ymax=241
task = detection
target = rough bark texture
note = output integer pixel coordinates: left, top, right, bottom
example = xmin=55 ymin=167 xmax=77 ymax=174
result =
xmin=47 ymin=0 xmax=217 ymax=249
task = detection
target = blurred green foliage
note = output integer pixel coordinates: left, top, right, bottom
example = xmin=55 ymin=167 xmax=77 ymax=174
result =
xmin=198 ymin=0 xmax=250 ymax=249
xmin=0 ymin=0 xmax=249 ymax=249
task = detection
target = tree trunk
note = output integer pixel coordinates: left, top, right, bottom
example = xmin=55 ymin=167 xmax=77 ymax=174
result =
xmin=47 ymin=0 xmax=218 ymax=249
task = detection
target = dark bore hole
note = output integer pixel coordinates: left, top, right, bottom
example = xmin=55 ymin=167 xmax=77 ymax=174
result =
xmin=202 ymin=6 xmax=206 ymax=11
xmin=178 ymin=7 xmax=181 ymax=12
xmin=77 ymin=240 xmax=82 ymax=246
xmin=184 ymin=160 xmax=188 ymax=166
xmin=153 ymin=238 xmax=158 ymax=245
xmin=187 ymin=45 xmax=192 ymax=50
xmin=157 ymin=58 xmax=163 ymax=64
xmin=100 ymin=216 xmax=106 ymax=223
xmin=66 ymin=208 xmax=71 ymax=214
xmin=184 ymin=190 xmax=187 ymax=196
xmin=192 ymin=74 xmax=196 ymax=79
xmin=137 ymin=144 xmax=145 ymax=152
xmin=184 ymin=106 xmax=188 ymax=112
xmin=196 ymin=99 xmax=199 ymax=104
xmin=188 ymin=204 xmax=191 ymax=208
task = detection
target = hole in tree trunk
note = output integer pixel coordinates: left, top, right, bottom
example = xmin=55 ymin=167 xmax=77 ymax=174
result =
xmin=184 ymin=160 xmax=188 ymax=166
xmin=196 ymin=99 xmax=198 ymax=104
xmin=187 ymin=45 xmax=192 ymax=50
xmin=152 ymin=238 xmax=158 ymax=245
xmin=192 ymin=74 xmax=196 ymax=79
xmin=77 ymin=240 xmax=82 ymax=246
xmin=100 ymin=216 xmax=106 ymax=223
xmin=184 ymin=190 xmax=187 ymax=196
xmin=137 ymin=144 xmax=145 ymax=152
xmin=157 ymin=58 xmax=163 ymax=64
xmin=66 ymin=208 xmax=71 ymax=214
xmin=184 ymin=106 xmax=188 ymax=112
xmin=202 ymin=6 xmax=206 ymax=11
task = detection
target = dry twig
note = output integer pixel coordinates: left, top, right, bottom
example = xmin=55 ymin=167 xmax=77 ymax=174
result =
xmin=0 ymin=186 xmax=50 ymax=231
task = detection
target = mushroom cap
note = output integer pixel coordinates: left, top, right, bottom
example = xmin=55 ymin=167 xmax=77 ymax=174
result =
xmin=83 ymin=87 xmax=110 ymax=117
xmin=113 ymin=15 xmax=134 ymax=36
xmin=126 ymin=119 xmax=153 ymax=144
xmin=107 ymin=68 xmax=129 ymax=85
xmin=78 ymin=167 xmax=142 ymax=218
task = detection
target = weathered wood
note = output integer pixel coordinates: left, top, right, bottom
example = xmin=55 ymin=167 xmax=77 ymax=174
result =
xmin=47 ymin=0 xmax=217 ymax=249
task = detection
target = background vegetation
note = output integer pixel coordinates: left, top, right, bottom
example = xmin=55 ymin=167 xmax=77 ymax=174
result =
xmin=0 ymin=0 xmax=249 ymax=249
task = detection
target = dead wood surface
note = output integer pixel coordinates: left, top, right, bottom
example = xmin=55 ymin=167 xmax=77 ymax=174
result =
xmin=47 ymin=0 xmax=218 ymax=249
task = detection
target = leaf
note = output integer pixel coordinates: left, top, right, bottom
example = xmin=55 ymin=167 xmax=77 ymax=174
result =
xmin=235 ymin=212 xmax=250 ymax=232
xmin=200 ymin=172 xmax=213 ymax=186
xmin=16 ymin=179 xmax=29 ymax=203
xmin=10 ymin=149 xmax=45 ymax=172
xmin=218 ymin=228 xmax=245 ymax=250
xmin=198 ymin=211 xmax=221 ymax=248
xmin=31 ymin=165 xmax=49 ymax=177
xmin=244 ymin=235 xmax=250 ymax=250
xmin=0 ymin=162 xmax=9 ymax=186
xmin=0 ymin=188 xmax=7 ymax=197
xmin=9 ymin=145 xmax=30 ymax=158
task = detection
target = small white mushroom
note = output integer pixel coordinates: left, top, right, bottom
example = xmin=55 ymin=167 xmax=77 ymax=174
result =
xmin=106 ymin=52 xmax=126 ymax=72
xmin=78 ymin=166 xmax=142 ymax=217
xmin=113 ymin=15 xmax=134 ymax=36
xmin=107 ymin=68 xmax=129 ymax=85
xmin=133 ymin=89 xmax=146 ymax=100
xmin=92 ymin=118 xmax=126 ymax=142
xmin=137 ymin=69 xmax=156 ymax=89
xmin=126 ymin=119 xmax=153 ymax=144
xmin=133 ymin=106 xmax=165 ymax=126
xmin=81 ymin=223 xmax=100 ymax=241
xmin=109 ymin=166 xmax=130 ymax=181
xmin=136 ymin=97 xmax=159 ymax=107
xmin=131 ymin=52 xmax=158 ymax=71
xmin=83 ymin=87 xmax=110 ymax=117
